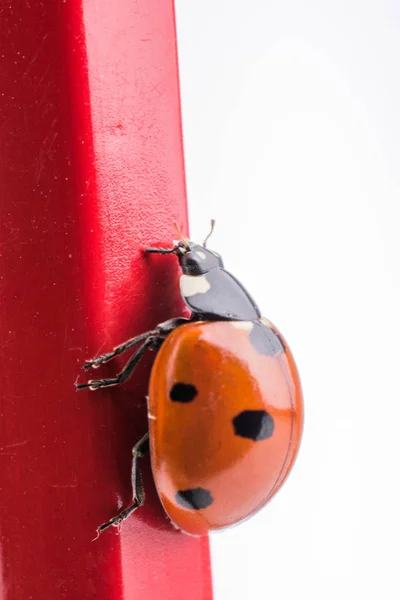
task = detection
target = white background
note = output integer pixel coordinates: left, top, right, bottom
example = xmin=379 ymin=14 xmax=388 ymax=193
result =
xmin=175 ymin=2 xmax=400 ymax=599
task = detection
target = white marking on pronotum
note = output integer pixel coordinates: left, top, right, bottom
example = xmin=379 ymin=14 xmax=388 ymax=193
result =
xmin=195 ymin=250 xmax=207 ymax=260
xmin=180 ymin=274 xmax=211 ymax=297
xmin=231 ymin=321 xmax=254 ymax=331
xmin=148 ymin=412 xmax=157 ymax=420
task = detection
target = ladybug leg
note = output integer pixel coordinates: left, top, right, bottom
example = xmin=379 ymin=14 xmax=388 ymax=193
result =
xmin=82 ymin=330 xmax=157 ymax=370
xmin=76 ymin=318 xmax=189 ymax=390
xmin=82 ymin=318 xmax=189 ymax=370
xmin=145 ymin=246 xmax=175 ymax=254
xmin=76 ymin=336 xmax=157 ymax=390
xmin=155 ymin=316 xmax=190 ymax=335
xmin=97 ymin=432 xmax=150 ymax=534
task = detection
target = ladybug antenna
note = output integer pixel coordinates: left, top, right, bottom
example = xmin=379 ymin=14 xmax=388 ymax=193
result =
xmin=173 ymin=221 xmax=190 ymax=249
xmin=203 ymin=219 xmax=216 ymax=248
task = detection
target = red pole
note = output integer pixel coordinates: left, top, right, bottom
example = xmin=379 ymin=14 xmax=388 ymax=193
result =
xmin=0 ymin=1 xmax=212 ymax=599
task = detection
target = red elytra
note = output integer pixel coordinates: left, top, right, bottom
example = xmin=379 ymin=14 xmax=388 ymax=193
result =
xmin=149 ymin=319 xmax=303 ymax=536
xmin=78 ymin=231 xmax=303 ymax=536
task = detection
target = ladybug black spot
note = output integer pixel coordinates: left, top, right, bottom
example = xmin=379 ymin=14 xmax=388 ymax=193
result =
xmin=232 ymin=410 xmax=275 ymax=441
xmin=250 ymin=322 xmax=285 ymax=356
xmin=169 ymin=382 xmax=198 ymax=403
xmin=176 ymin=488 xmax=213 ymax=510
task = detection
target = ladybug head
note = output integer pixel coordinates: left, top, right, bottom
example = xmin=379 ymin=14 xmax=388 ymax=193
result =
xmin=177 ymin=243 xmax=223 ymax=275
xmin=145 ymin=220 xmax=224 ymax=275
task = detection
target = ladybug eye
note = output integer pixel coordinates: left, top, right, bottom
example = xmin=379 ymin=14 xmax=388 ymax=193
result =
xmin=185 ymin=257 xmax=197 ymax=268
xmin=182 ymin=256 xmax=203 ymax=275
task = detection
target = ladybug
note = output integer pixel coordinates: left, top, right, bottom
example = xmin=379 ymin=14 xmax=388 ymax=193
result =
xmin=77 ymin=222 xmax=303 ymax=536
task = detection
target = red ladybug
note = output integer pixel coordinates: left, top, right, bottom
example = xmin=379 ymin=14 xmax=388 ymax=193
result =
xmin=77 ymin=222 xmax=303 ymax=536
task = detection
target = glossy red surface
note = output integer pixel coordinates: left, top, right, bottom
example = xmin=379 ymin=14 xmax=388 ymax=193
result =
xmin=0 ymin=2 xmax=212 ymax=599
